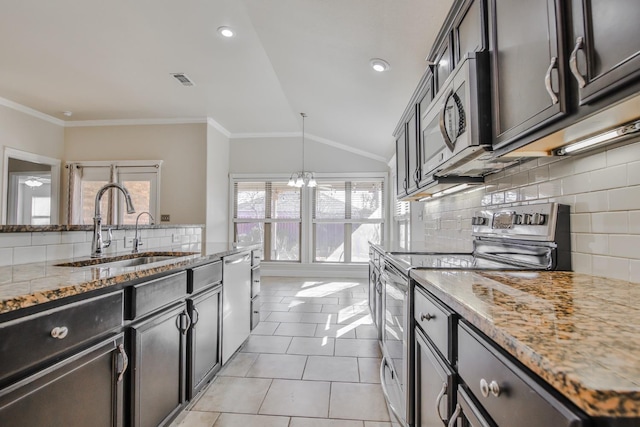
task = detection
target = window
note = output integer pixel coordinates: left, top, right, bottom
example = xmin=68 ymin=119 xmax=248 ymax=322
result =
xmin=233 ymin=181 xmax=301 ymax=261
xmin=313 ymin=180 xmax=384 ymax=263
xmin=392 ymin=173 xmax=410 ymax=246
xmin=69 ymin=162 xmax=160 ymax=225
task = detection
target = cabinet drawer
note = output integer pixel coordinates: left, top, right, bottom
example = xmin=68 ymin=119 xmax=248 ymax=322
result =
xmin=0 ymin=291 xmax=123 ymax=383
xmin=458 ymin=323 xmax=587 ymax=427
xmin=252 ymin=250 xmax=262 ymax=267
xmin=414 ymin=286 xmax=454 ymax=362
xmin=188 ymin=261 xmax=222 ymax=294
xmin=128 ymin=271 xmax=187 ymax=320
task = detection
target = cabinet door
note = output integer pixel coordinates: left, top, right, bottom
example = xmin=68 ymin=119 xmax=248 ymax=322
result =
xmin=406 ymin=110 xmax=420 ymax=194
xmin=454 ymin=0 xmax=486 ymax=63
xmin=395 ymin=126 xmax=408 ymax=197
xmin=131 ymin=302 xmax=188 ymax=427
xmin=570 ymin=0 xmax=640 ymax=104
xmin=187 ymin=285 xmax=221 ymax=400
xmin=415 ymin=328 xmax=455 ymax=427
xmin=449 ymin=388 xmax=495 ymax=427
xmin=0 ymin=335 xmax=126 ymax=427
xmin=490 ymin=0 xmax=568 ymax=148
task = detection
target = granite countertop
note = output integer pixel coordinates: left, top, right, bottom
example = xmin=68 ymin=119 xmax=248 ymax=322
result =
xmin=409 ymin=269 xmax=640 ymax=419
xmin=0 ymin=241 xmax=260 ymax=316
xmin=0 ymin=224 xmax=204 ymax=232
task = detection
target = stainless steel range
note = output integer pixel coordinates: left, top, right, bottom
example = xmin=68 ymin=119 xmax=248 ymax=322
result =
xmin=378 ymin=202 xmax=570 ymax=427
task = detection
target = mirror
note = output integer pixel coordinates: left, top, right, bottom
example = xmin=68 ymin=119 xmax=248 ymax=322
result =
xmin=2 ymin=147 xmax=61 ymax=225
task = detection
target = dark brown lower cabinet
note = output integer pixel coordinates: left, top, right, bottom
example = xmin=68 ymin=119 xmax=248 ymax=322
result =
xmin=130 ymin=301 xmax=189 ymax=427
xmin=449 ymin=387 xmax=494 ymax=427
xmin=0 ymin=334 xmax=126 ymax=427
xmin=187 ymin=284 xmax=222 ymax=400
xmin=415 ymin=327 xmax=455 ymax=427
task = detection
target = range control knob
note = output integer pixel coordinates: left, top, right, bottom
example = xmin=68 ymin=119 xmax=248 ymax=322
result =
xmin=512 ymin=214 xmax=523 ymax=225
xmin=531 ymin=213 xmax=546 ymax=225
xmin=522 ymin=214 xmax=532 ymax=225
xmin=471 ymin=216 xmax=486 ymax=226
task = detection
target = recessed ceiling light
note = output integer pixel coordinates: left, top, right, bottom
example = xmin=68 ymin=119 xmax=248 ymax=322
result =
xmin=217 ymin=26 xmax=234 ymax=38
xmin=62 ymin=111 xmax=73 ymax=117
xmin=370 ymin=58 xmax=390 ymax=72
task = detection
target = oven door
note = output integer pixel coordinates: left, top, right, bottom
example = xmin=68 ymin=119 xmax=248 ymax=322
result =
xmin=380 ymin=261 xmax=409 ymax=426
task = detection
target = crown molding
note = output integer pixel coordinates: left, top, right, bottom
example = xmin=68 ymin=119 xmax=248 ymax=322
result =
xmin=206 ymin=117 xmax=232 ymax=138
xmin=65 ymin=117 xmax=208 ymax=127
xmin=0 ymin=96 xmax=65 ymax=127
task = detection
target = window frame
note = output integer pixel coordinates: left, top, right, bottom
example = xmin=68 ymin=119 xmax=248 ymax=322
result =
xmin=230 ymin=172 xmax=388 ymax=265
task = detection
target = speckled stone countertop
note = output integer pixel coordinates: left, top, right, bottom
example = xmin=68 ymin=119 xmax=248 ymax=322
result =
xmin=0 ymin=242 xmax=260 ymax=316
xmin=410 ymin=269 xmax=640 ymax=419
xmin=0 ymin=224 xmax=204 ymax=232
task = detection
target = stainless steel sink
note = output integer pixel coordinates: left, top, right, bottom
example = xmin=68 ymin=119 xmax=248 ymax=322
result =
xmin=54 ymin=252 xmax=197 ymax=269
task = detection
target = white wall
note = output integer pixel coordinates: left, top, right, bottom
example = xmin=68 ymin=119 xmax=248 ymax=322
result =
xmin=0 ymin=105 xmax=65 ymax=219
xmin=229 ymin=136 xmax=388 ymax=173
xmin=64 ymin=124 xmax=207 ymax=225
xmin=206 ymin=123 xmax=230 ymax=243
xmin=418 ymin=138 xmax=640 ymax=284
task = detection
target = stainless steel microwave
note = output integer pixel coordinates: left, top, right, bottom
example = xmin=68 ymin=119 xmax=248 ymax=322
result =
xmin=420 ymin=52 xmax=493 ymax=181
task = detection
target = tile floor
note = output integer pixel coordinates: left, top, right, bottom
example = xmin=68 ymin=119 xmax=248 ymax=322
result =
xmin=171 ymin=276 xmax=390 ymax=427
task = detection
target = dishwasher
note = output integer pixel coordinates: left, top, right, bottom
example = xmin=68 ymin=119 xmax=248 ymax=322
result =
xmin=221 ymin=252 xmax=252 ymax=364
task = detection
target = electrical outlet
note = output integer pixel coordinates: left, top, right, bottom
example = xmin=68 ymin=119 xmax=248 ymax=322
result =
xmin=160 ymin=214 xmax=170 ymax=222
xmin=124 ymin=237 xmax=134 ymax=248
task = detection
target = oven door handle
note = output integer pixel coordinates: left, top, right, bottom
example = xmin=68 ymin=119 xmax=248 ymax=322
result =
xmin=379 ymin=357 xmax=404 ymax=425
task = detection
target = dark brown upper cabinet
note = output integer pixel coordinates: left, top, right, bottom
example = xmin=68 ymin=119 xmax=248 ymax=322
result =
xmin=406 ymin=110 xmax=420 ymax=195
xmin=453 ymin=0 xmax=487 ymax=64
xmin=569 ymin=0 xmax=640 ymax=105
xmin=395 ymin=126 xmax=408 ymax=198
xmin=489 ymin=0 xmax=569 ymax=150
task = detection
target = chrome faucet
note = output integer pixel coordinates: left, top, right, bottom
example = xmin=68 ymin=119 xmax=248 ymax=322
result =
xmin=132 ymin=212 xmax=154 ymax=253
xmin=91 ymin=183 xmax=135 ymax=258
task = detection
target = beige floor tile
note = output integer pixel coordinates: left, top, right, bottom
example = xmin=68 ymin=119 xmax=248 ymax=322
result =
xmin=364 ymin=422 xmax=392 ymax=427
xmin=314 ymin=323 xmax=357 ymax=339
xmin=320 ymin=304 xmax=356 ymax=314
xmin=250 ymin=322 xmax=279 ymax=336
xmin=287 ymin=336 xmax=335 ymax=356
xmin=358 ymin=358 xmax=381 ymax=383
xmin=241 ymin=335 xmax=292 ymax=354
xmin=299 ymin=312 xmax=338 ymax=324
xmin=335 ymin=339 xmax=381 ymax=358
xmin=259 ymin=296 xmax=284 ymax=303
xmin=259 ymin=379 xmax=330 ymax=418
xmin=261 ymin=303 xmax=292 ymax=312
xmin=193 ymin=376 xmax=272 ymax=414
xmin=213 ymin=413 xmax=290 ymax=427
xmin=288 ymin=303 xmax=324 ymax=313
xmin=329 ymin=382 xmax=390 ymax=421
xmin=354 ymin=324 xmax=379 ymax=339
xmin=170 ymin=410 xmax=220 ymax=427
xmin=337 ymin=313 xmax=373 ymax=325
xmin=281 ymin=296 xmax=341 ymax=305
xmin=264 ymin=311 xmax=304 ymax=323
xmin=302 ymin=355 xmax=359 ymax=382
xmin=246 ymin=353 xmax=307 ymax=379
xmin=273 ymin=322 xmax=317 ymax=337
xmin=289 ymin=417 xmax=364 ymax=427
xmin=218 ymin=353 xmax=258 ymax=377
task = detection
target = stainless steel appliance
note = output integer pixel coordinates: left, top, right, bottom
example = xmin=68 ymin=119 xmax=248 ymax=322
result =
xmin=222 ymin=253 xmax=252 ymax=364
xmin=378 ymin=202 xmax=570 ymax=427
xmin=419 ymin=52 xmax=519 ymax=193
xmin=369 ymin=246 xmax=384 ymax=340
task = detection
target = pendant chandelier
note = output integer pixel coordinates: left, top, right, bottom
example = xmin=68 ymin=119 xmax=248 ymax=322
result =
xmin=288 ymin=112 xmax=317 ymax=188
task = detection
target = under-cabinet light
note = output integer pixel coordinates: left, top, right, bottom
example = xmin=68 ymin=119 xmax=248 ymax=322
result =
xmin=556 ymin=120 xmax=640 ymax=155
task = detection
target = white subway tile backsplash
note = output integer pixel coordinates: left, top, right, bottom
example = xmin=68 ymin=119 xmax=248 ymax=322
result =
xmin=572 ymin=252 xmax=592 ymax=275
xmin=570 ymin=213 xmax=591 ymax=233
xmin=573 ymin=150 xmax=607 ymax=174
xmin=549 ymin=160 xmax=575 ymax=180
xmin=592 ymin=256 xmax=630 ymax=281
xmin=14 ymin=246 xmax=46 ymax=264
xmin=0 ymin=249 xmax=13 ymax=267
xmin=630 ymin=260 xmax=640 ymax=284
xmin=529 ymin=166 xmax=550 ymax=184
xmin=32 ymin=232 xmax=62 ymax=245
xmin=609 ymin=186 xmax=640 ymax=211
xmin=575 ymin=191 xmax=608 ymax=213
xmin=576 ymin=234 xmax=609 ymax=255
xmin=73 ymin=242 xmax=91 ymax=258
xmin=538 ymin=180 xmax=562 ymax=199
xmin=520 ymin=185 xmax=538 ymax=201
xmin=627 ymin=161 xmax=640 ymax=186
xmin=607 ymin=141 xmax=640 ymax=166
xmin=609 ymin=235 xmax=640 ymax=258
xmin=629 ymin=211 xmax=640 ymax=234
xmin=60 ymin=232 xmax=87 ymax=244
xmin=511 ymin=171 xmax=529 ymax=187
xmin=591 ymin=212 xmax=628 ymax=234
xmin=590 ymin=164 xmax=627 ymax=191
xmin=0 ymin=233 xmax=31 ymax=248
xmin=561 ymin=172 xmax=591 ymax=195
xmin=46 ymin=244 xmax=75 ymax=261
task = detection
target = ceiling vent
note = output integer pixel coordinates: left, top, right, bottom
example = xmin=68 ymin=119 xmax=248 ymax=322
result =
xmin=171 ymin=73 xmax=195 ymax=86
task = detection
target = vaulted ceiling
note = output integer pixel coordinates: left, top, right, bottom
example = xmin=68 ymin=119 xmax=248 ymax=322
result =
xmin=0 ymin=0 xmax=453 ymax=161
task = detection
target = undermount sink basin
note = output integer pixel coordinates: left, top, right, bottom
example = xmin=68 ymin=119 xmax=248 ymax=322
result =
xmin=54 ymin=252 xmax=197 ymax=269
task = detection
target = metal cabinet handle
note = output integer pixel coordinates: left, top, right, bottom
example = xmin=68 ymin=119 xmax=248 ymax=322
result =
xmin=420 ymin=312 xmax=435 ymax=321
xmin=544 ymin=56 xmax=559 ymax=105
xmin=435 ymin=381 xmax=447 ymax=422
xmin=480 ymin=378 xmax=490 ymax=397
xmin=51 ymin=326 xmax=69 ymax=339
xmin=117 ymin=343 xmax=129 ymax=383
xmin=192 ymin=307 xmax=200 ymax=326
xmin=489 ymin=380 xmax=501 ymax=397
xmin=177 ymin=310 xmax=192 ymax=335
xmin=448 ymin=403 xmax=462 ymax=427
xmin=379 ymin=358 xmax=404 ymax=425
xmin=403 ymin=178 xmax=408 ymax=191
xmin=569 ymin=36 xmax=586 ymax=88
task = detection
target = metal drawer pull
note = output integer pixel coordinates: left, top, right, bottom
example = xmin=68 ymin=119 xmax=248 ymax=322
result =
xmin=192 ymin=307 xmax=200 ymax=326
xmin=420 ymin=312 xmax=435 ymax=321
xmin=435 ymin=381 xmax=447 ymax=422
xmin=117 ymin=344 xmax=129 ymax=383
xmin=569 ymin=36 xmax=586 ymax=88
xmin=489 ymin=380 xmax=501 ymax=397
xmin=480 ymin=378 xmax=490 ymax=397
xmin=448 ymin=403 xmax=462 ymax=427
xmin=544 ymin=56 xmax=559 ymax=105
xmin=50 ymin=326 xmax=69 ymax=339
